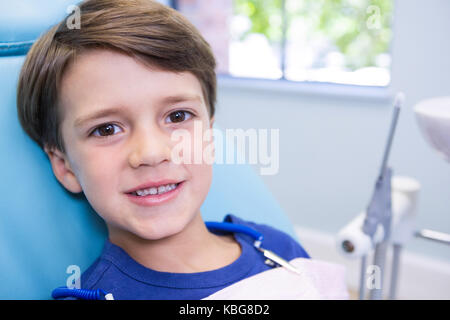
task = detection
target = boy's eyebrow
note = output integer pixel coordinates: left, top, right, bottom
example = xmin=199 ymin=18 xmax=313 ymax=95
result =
xmin=74 ymin=108 xmax=125 ymax=128
xmin=74 ymin=94 xmax=202 ymax=128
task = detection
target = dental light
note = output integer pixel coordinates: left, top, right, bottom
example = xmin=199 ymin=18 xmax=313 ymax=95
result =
xmin=414 ymin=96 xmax=450 ymax=162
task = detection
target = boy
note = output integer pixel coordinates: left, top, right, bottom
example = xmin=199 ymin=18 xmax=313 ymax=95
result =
xmin=17 ymin=0 xmax=309 ymax=299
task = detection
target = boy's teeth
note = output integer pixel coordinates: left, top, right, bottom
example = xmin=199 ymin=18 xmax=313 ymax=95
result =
xmin=135 ymin=183 xmax=177 ymax=196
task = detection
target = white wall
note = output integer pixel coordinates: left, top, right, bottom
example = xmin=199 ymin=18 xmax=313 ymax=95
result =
xmin=215 ymin=0 xmax=450 ymax=262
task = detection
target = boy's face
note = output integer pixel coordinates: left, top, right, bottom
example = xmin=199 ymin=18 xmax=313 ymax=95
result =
xmin=47 ymin=49 xmax=214 ymax=241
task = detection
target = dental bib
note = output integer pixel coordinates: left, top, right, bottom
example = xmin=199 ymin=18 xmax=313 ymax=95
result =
xmin=203 ymin=258 xmax=349 ymax=300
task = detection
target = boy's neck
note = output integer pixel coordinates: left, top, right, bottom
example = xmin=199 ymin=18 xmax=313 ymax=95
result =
xmin=108 ymin=213 xmax=241 ymax=273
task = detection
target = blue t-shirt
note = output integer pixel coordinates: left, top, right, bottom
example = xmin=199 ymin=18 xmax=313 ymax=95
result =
xmin=76 ymin=214 xmax=310 ymax=300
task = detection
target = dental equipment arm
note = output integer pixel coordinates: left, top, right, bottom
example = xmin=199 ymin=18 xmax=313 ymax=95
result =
xmin=337 ymin=92 xmax=404 ymax=300
xmin=362 ymin=93 xmax=403 ymax=299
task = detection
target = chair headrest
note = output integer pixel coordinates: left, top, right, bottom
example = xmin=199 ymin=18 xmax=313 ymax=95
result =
xmin=0 ymin=0 xmax=76 ymax=56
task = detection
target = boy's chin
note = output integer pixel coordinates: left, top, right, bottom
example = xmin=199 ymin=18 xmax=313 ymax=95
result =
xmin=126 ymin=214 xmax=195 ymax=241
xmin=132 ymin=227 xmax=179 ymax=241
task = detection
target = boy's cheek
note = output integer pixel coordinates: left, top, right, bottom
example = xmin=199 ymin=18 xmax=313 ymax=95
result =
xmin=74 ymin=159 xmax=116 ymax=200
xmin=188 ymin=163 xmax=213 ymax=198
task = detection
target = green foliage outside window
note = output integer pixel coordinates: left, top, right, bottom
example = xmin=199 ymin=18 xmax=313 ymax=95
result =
xmin=233 ymin=0 xmax=393 ymax=71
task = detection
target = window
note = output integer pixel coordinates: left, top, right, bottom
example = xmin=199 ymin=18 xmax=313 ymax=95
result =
xmin=174 ymin=0 xmax=393 ymax=87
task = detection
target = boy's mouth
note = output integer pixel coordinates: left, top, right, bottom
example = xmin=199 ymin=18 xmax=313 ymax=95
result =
xmin=125 ymin=181 xmax=185 ymax=207
xmin=128 ymin=182 xmax=182 ymax=197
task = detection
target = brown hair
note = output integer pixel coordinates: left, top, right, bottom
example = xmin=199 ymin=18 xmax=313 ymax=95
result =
xmin=17 ymin=0 xmax=217 ymax=153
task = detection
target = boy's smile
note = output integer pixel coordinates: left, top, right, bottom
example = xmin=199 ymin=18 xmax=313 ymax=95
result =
xmin=48 ymin=49 xmax=216 ymax=247
xmin=124 ymin=180 xmax=186 ymax=207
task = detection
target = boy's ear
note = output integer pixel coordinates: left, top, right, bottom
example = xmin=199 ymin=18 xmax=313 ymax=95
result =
xmin=209 ymin=116 xmax=214 ymax=129
xmin=43 ymin=145 xmax=83 ymax=194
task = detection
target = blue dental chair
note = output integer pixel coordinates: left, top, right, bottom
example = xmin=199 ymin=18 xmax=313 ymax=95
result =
xmin=0 ymin=0 xmax=298 ymax=299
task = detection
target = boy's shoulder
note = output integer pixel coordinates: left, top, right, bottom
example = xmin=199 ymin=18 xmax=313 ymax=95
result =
xmin=223 ymin=213 xmax=311 ymax=259
xmin=79 ymin=254 xmax=112 ymax=291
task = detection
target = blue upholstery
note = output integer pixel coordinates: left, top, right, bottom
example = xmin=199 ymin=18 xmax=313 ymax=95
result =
xmin=0 ymin=0 xmax=298 ymax=299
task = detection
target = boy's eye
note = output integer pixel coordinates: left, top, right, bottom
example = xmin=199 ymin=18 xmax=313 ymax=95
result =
xmin=90 ymin=123 xmax=122 ymax=137
xmin=166 ymin=110 xmax=194 ymax=124
xmin=88 ymin=111 xmax=194 ymax=138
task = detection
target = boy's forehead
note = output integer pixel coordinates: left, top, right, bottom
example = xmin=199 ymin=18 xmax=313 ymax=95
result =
xmin=59 ymin=49 xmax=206 ymax=119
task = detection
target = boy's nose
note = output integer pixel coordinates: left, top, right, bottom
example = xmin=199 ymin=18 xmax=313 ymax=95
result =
xmin=127 ymin=126 xmax=172 ymax=168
